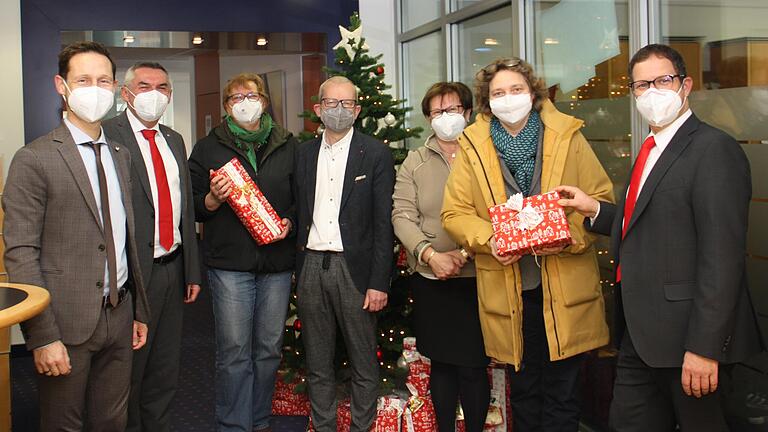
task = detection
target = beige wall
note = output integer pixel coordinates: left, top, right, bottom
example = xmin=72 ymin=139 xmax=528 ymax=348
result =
xmin=0 ymin=0 xmax=24 ymax=179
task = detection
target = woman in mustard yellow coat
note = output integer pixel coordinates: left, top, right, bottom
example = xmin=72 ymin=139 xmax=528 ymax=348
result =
xmin=441 ymin=58 xmax=615 ymax=431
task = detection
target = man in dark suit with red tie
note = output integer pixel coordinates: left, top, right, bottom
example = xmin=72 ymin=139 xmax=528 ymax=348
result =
xmin=103 ymin=62 xmax=201 ymax=432
xmin=556 ymin=44 xmax=762 ymax=431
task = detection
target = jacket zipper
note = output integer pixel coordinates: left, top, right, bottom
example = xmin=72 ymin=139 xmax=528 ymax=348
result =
xmin=542 ymin=258 xmax=563 ymax=357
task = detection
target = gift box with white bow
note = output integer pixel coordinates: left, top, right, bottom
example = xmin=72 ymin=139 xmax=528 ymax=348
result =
xmin=488 ymin=191 xmax=571 ymax=256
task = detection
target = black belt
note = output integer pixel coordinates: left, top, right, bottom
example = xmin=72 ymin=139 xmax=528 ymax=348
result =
xmin=102 ymin=287 xmax=128 ymax=308
xmin=306 ymin=248 xmax=344 ymax=270
xmin=154 ymin=247 xmax=181 ymax=264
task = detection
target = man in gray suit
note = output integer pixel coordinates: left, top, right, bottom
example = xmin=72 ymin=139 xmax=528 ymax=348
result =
xmin=103 ymin=62 xmax=201 ymax=432
xmin=3 ymin=41 xmax=150 ymax=431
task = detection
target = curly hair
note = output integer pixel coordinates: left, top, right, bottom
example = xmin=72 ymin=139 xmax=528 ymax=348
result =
xmin=474 ymin=57 xmax=549 ymax=115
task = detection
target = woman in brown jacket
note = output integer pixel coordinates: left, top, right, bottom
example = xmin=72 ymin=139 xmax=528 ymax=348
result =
xmin=392 ymin=82 xmax=489 ymax=432
xmin=442 ymin=59 xmax=615 ymax=431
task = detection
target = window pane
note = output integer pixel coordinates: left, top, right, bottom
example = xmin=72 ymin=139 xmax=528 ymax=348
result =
xmin=532 ymin=1 xmax=630 ymax=430
xmin=457 ymin=6 xmax=513 ymax=88
xmin=450 ymin=0 xmax=486 ymax=12
xmin=402 ymin=31 xmax=445 ymax=148
xmin=660 ymin=1 xmax=768 ymax=428
xmin=401 ymin=0 xmax=441 ymax=32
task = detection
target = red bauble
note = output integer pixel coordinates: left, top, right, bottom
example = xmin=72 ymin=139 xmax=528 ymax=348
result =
xmin=293 ymin=319 xmax=302 ymax=331
xmin=375 ymin=66 xmax=384 ymax=75
xmin=376 ymin=348 xmax=383 ymax=361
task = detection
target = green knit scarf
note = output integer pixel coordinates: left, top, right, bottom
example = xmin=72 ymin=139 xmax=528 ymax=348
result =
xmin=225 ymin=113 xmax=273 ymax=173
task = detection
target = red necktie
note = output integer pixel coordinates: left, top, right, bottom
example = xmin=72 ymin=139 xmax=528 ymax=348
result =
xmin=616 ymin=135 xmax=656 ymax=282
xmin=141 ymin=129 xmax=174 ymax=251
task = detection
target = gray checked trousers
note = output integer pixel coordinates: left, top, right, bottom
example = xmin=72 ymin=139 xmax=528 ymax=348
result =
xmin=296 ymin=251 xmax=379 ymax=432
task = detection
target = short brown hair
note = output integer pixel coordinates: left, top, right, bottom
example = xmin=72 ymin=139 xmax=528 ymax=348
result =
xmin=474 ymin=57 xmax=548 ymax=115
xmin=420 ymin=82 xmax=473 ymax=118
xmin=58 ymin=41 xmax=116 ymax=80
xmin=628 ymin=44 xmax=688 ymax=80
xmin=222 ymin=73 xmax=269 ymax=107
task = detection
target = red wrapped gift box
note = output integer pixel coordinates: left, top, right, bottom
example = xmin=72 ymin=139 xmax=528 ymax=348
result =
xmin=211 ymin=157 xmax=283 ymax=245
xmin=402 ymin=393 xmax=436 ymax=432
xmin=271 ymin=371 xmax=310 ymax=416
xmin=489 ymin=191 xmax=571 ymax=256
xmin=307 ymin=396 xmax=406 ymax=432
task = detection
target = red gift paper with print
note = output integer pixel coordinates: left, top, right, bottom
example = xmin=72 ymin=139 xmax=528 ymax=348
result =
xmin=488 ymin=191 xmax=571 ymax=256
xmin=402 ymin=384 xmax=437 ymax=432
xmin=211 ymin=157 xmax=283 ymax=245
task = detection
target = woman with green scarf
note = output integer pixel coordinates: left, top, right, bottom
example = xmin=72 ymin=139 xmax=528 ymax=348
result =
xmin=189 ymin=72 xmax=298 ymax=432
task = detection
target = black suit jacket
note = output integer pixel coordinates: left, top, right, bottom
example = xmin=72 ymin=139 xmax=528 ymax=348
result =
xmin=295 ymin=130 xmax=395 ymax=294
xmin=588 ymin=113 xmax=762 ymax=367
xmin=103 ymin=111 xmax=201 ymax=289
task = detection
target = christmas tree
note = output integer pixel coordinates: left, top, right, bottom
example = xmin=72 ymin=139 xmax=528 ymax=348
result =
xmin=282 ymin=12 xmax=420 ymax=394
xmin=299 ymin=12 xmax=423 ymax=164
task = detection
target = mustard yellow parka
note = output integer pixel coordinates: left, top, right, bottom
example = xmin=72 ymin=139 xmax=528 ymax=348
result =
xmin=441 ymin=99 xmax=615 ymax=370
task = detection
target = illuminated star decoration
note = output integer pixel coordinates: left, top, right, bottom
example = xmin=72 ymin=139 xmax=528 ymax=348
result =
xmin=333 ymin=24 xmax=369 ymax=60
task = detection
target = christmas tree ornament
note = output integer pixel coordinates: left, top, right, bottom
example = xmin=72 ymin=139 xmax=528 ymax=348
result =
xmin=384 ymin=112 xmax=396 ymax=126
xmin=293 ymin=319 xmax=302 ymax=331
xmin=397 ymin=355 xmax=408 ymax=370
xmin=332 ymin=23 xmax=369 ymax=60
xmin=376 ymin=66 xmax=385 ymax=75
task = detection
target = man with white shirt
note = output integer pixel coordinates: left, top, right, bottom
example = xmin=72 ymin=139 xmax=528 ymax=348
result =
xmin=103 ymin=62 xmax=201 ymax=432
xmin=294 ymin=76 xmax=395 ymax=432
xmin=3 ymin=41 xmax=149 ymax=431
xmin=556 ymin=44 xmax=762 ymax=431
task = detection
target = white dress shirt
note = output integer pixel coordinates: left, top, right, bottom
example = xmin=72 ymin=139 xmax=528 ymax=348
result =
xmin=306 ymin=128 xmax=354 ymax=252
xmin=593 ymin=109 xmax=693 ymax=224
xmin=65 ymin=119 xmax=128 ymax=295
xmin=126 ymin=109 xmax=182 ymax=257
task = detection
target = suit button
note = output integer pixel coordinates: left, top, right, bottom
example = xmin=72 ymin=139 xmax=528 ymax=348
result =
xmin=96 ymin=281 xmax=103 ymax=288
xmin=148 ymin=242 xmax=153 ymax=248
xmin=98 ymin=244 xmax=106 ymax=251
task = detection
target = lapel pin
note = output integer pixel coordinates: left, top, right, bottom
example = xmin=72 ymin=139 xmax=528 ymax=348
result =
xmin=115 ymin=146 xmax=120 ymax=152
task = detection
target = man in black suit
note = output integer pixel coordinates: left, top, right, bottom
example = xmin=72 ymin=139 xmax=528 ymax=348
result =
xmin=556 ymin=44 xmax=762 ymax=431
xmin=294 ymin=76 xmax=394 ymax=432
xmin=103 ymin=62 xmax=201 ymax=432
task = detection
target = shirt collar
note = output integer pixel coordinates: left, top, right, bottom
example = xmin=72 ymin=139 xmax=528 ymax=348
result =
xmin=64 ymin=118 xmax=108 ymax=146
xmin=648 ymin=108 xmax=692 ymax=152
xmin=321 ymin=127 xmax=354 ymax=150
xmin=126 ymin=108 xmax=161 ymax=135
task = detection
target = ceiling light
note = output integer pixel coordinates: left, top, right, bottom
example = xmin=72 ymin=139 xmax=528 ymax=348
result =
xmin=123 ymin=33 xmax=134 ymax=44
xmin=484 ymin=38 xmax=499 ymax=46
xmin=544 ymin=38 xmax=559 ymax=45
xmin=256 ymin=36 xmax=268 ymax=46
xmin=192 ymin=34 xmax=204 ymax=45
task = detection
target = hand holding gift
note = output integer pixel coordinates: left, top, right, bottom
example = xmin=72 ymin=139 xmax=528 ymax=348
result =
xmin=210 ymin=158 xmax=284 ymax=245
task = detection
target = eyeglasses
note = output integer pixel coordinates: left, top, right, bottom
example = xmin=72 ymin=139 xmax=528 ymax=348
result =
xmin=321 ymin=98 xmax=356 ymax=109
xmin=226 ymin=92 xmax=261 ymax=105
xmin=628 ymin=74 xmax=685 ymax=93
xmin=429 ymin=105 xmax=464 ymax=119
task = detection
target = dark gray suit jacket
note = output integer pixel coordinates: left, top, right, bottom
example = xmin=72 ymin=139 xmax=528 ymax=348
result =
xmin=103 ymin=111 xmax=201 ymax=289
xmin=3 ymin=124 xmax=150 ymax=350
xmin=588 ymin=114 xmax=763 ymax=367
xmin=295 ymin=131 xmax=395 ymax=294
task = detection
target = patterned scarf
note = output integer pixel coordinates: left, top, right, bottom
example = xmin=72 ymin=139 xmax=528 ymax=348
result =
xmin=491 ymin=110 xmax=541 ymax=196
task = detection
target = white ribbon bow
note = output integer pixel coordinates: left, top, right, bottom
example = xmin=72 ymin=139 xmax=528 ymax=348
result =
xmin=504 ymin=193 xmax=544 ymax=231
